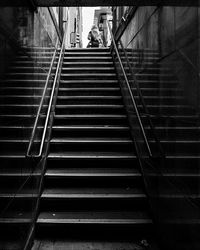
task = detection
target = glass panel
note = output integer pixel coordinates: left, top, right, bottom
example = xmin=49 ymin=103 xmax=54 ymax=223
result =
xmin=0 ymin=6 xmax=61 ymax=249
xmin=118 ymin=5 xmax=200 ymax=250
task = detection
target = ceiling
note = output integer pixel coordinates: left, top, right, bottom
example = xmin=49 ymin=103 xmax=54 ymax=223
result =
xmin=0 ymin=0 xmax=199 ymax=7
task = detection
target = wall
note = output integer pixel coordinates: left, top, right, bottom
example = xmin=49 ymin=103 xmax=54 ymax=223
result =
xmin=120 ymin=6 xmax=199 ymax=108
xmin=160 ymin=7 xmax=199 ymax=107
xmin=116 ymin=5 xmax=200 ymax=250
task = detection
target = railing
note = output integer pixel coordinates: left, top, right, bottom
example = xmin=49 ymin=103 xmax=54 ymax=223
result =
xmin=24 ymin=19 xmax=67 ymax=250
xmin=26 ymin=40 xmax=59 ymax=157
xmin=107 ymin=20 xmax=153 ymax=157
xmin=118 ymin=39 xmax=164 ymax=157
xmin=26 ymin=22 xmax=67 ymax=158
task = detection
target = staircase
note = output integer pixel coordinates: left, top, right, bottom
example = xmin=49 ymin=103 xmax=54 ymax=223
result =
xmin=0 ymin=47 xmax=55 ymax=250
xmin=33 ymin=48 xmax=155 ymax=249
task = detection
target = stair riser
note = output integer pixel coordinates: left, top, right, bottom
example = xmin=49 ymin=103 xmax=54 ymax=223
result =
xmin=58 ymin=90 xmax=121 ymax=96
xmin=5 ymin=74 xmax=47 ymax=80
xmin=52 ymin=129 xmax=130 ymax=138
xmin=44 ymin=176 xmax=141 ymax=188
xmin=0 ymin=106 xmax=47 ymax=115
xmin=53 ymin=117 xmax=128 ymax=126
xmin=15 ymin=56 xmax=54 ymax=62
xmin=61 ymin=69 xmax=115 ymax=74
xmin=64 ymin=53 xmax=111 ymax=57
xmin=146 ymin=129 xmax=200 ymax=140
xmin=0 ymin=142 xmax=39 ymax=153
xmin=135 ymin=74 xmax=175 ymax=81
xmin=137 ymin=81 xmax=178 ymax=88
xmin=49 ymin=143 xmax=134 ymax=153
xmin=62 ymin=63 xmax=113 ymax=68
xmin=12 ymin=61 xmax=57 ymax=67
xmin=47 ymin=159 xmax=138 ymax=169
xmin=151 ymin=142 xmax=200 ymax=154
xmin=137 ymin=89 xmax=183 ymax=96
xmin=59 ymin=82 xmax=118 ymax=88
xmin=120 ymin=57 xmax=158 ymax=63
xmin=142 ymin=116 xmax=199 ymax=127
xmin=0 ymin=158 xmax=29 ymax=169
xmin=65 ymin=49 xmax=110 ymax=53
xmin=0 ymin=224 xmax=31 ymax=241
xmin=0 ymin=81 xmax=47 ymax=88
xmin=0 ymin=128 xmax=34 ymax=138
xmin=61 ymin=75 xmax=116 ymax=80
xmin=55 ymin=107 xmax=125 ymax=115
xmin=138 ymin=106 xmax=196 ymax=115
xmin=136 ymin=97 xmax=185 ymax=105
xmin=40 ymin=198 xmax=147 ymax=211
xmin=8 ymin=68 xmax=52 ymax=74
xmin=63 ymin=58 xmax=113 ymax=62
xmin=18 ymin=52 xmax=54 ymax=57
xmin=0 ymin=97 xmax=49 ymax=105
xmin=36 ymin=223 xmax=153 ymax=239
xmin=131 ymin=63 xmax=161 ymax=68
xmin=133 ymin=68 xmax=171 ymax=74
xmin=0 ymin=175 xmax=39 ymax=187
xmin=0 ymin=117 xmax=45 ymax=126
xmin=0 ymin=88 xmax=51 ymax=95
xmin=0 ymin=197 xmax=37 ymax=211
xmin=56 ymin=99 xmax=123 ymax=105
xmin=122 ymin=51 xmax=159 ymax=57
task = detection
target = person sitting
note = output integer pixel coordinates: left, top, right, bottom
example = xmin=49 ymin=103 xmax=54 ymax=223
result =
xmin=87 ymin=25 xmax=103 ymax=48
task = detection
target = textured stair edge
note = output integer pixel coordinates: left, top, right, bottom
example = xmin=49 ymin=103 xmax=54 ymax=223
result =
xmin=37 ymin=218 xmax=153 ymax=224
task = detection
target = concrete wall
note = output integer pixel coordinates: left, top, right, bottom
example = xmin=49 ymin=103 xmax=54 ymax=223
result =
xmin=120 ymin=6 xmax=199 ymax=108
xmin=0 ymin=7 xmax=60 ymax=76
xmin=160 ymin=7 xmax=199 ymax=107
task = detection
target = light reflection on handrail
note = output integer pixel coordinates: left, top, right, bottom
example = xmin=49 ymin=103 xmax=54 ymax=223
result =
xmin=107 ymin=20 xmax=152 ymax=157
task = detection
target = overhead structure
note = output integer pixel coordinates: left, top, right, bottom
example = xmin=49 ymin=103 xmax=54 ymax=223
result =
xmin=0 ymin=0 xmax=199 ymax=7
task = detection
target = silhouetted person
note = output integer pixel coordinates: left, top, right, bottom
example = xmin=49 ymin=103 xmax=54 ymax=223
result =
xmin=87 ymin=25 xmax=103 ymax=48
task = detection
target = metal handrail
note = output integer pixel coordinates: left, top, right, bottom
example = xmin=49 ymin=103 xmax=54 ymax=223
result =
xmin=27 ymin=24 xmax=67 ymax=158
xmin=107 ymin=20 xmax=152 ymax=157
xmin=119 ymin=39 xmax=164 ymax=157
xmin=26 ymin=39 xmax=59 ymax=157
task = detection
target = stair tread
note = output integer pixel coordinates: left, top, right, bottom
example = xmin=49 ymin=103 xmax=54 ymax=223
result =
xmin=50 ymin=138 xmax=132 ymax=143
xmin=59 ymin=88 xmax=120 ymax=91
xmin=0 ymin=217 xmax=32 ymax=223
xmin=63 ymin=62 xmax=113 ymax=64
xmin=60 ymin=80 xmax=118 ymax=83
xmin=42 ymin=187 xmax=145 ymax=198
xmin=54 ymin=114 xmax=127 ymax=118
xmin=61 ymin=73 xmax=116 ymax=76
xmin=0 ymin=154 xmax=25 ymax=158
xmin=63 ymin=57 xmax=112 ymax=59
xmin=53 ymin=126 xmax=129 ymax=130
xmin=55 ymin=105 xmax=123 ymax=109
xmin=37 ymin=211 xmax=152 ymax=224
xmin=0 ymin=171 xmax=40 ymax=177
xmin=48 ymin=152 xmax=136 ymax=159
xmin=0 ymin=190 xmax=37 ymax=198
xmin=57 ymin=96 xmax=121 ymax=99
xmin=45 ymin=168 xmax=140 ymax=177
xmin=62 ymin=67 xmax=115 ymax=70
